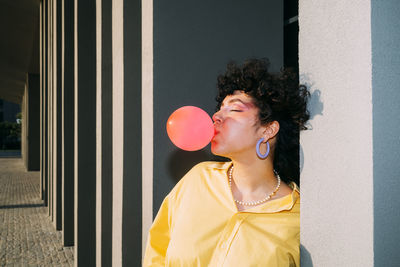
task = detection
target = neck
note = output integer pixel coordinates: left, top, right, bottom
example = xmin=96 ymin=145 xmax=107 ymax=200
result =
xmin=230 ymin=156 xmax=278 ymax=194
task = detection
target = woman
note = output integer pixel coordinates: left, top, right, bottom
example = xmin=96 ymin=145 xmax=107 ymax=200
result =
xmin=144 ymin=59 xmax=310 ymax=266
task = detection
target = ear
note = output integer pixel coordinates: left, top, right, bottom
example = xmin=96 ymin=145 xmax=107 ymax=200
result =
xmin=262 ymin=121 xmax=280 ymax=141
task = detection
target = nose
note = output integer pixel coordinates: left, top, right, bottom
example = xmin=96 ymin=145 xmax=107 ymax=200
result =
xmin=212 ymin=110 xmax=222 ymax=124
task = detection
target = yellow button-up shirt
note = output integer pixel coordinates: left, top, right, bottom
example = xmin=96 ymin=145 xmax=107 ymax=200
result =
xmin=144 ymin=161 xmax=300 ymax=267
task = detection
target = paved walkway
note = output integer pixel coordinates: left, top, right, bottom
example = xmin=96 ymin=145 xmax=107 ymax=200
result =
xmin=0 ymin=158 xmax=74 ymax=266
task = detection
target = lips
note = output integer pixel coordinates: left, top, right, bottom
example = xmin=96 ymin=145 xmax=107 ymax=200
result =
xmin=213 ymin=125 xmax=220 ymax=135
xmin=212 ymin=128 xmax=219 ymax=141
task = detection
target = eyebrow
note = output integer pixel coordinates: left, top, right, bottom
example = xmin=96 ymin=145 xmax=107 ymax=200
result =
xmin=221 ymin=98 xmax=247 ymax=107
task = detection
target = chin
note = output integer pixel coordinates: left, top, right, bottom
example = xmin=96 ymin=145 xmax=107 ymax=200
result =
xmin=211 ymin=149 xmax=221 ymax=156
xmin=211 ymin=143 xmax=227 ymax=157
xmin=210 ymin=142 xmax=220 ymax=155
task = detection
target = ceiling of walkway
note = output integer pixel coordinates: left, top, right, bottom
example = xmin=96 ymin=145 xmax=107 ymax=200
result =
xmin=0 ymin=0 xmax=39 ymax=104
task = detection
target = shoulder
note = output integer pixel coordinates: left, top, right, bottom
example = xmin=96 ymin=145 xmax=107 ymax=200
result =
xmin=168 ymin=161 xmax=231 ymax=198
xmin=178 ymin=161 xmax=231 ymax=184
xmin=189 ymin=160 xmax=231 ymax=172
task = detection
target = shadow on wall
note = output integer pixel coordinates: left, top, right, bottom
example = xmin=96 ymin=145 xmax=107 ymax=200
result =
xmin=166 ymin=147 xmax=228 ymax=183
xmin=299 ymin=73 xmax=324 ymax=173
xmin=300 ymin=73 xmax=324 ymax=122
xmin=301 ymin=244 xmax=314 ymax=267
xmin=299 ymin=76 xmax=322 ymax=266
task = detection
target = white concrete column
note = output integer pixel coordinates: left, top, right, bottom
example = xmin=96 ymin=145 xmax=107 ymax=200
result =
xmin=96 ymin=1 xmax=102 ymax=266
xmin=141 ymin=0 xmax=153 ymax=259
xmin=299 ymin=1 xmax=373 ymax=266
xmin=52 ymin=0 xmax=58 ymax=228
xmin=40 ymin=0 xmax=44 ymax=200
xmin=40 ymin=0 xmax=49 ymax=205
xmin=52 ymin=0 xmax=63 ymax=231
xmin=112 ymin=0 xmax=123 ymax=265
xmin=21 ymin=81 xmax=27 ymax=166
xmin=112 ymin=0 xmax=143 ymax=264
xmin=48 ymin=0 xmax=53 ymax=220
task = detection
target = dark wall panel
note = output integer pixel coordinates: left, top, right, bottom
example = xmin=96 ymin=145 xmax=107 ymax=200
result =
xmin=27 ymin=74 xmax=40 ymax=171
xmin=75 ymin=0 xmax=97 ymax=265
xmin=62 ymin=0 xmax=75 ymax=247
xmin=101 ymin=0 xmax=113 ymax=265
xmin=122 ymin=0 xmax=142 ymax=265
xmin=153 ymin=0 xmax=284 ymax=216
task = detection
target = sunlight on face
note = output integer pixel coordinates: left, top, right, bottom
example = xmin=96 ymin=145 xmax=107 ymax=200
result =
xmin=211 ymin=91 xmax=263 ymax=158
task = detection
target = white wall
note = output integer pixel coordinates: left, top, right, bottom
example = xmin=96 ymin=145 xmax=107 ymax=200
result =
xmin=299 ymin=0 xmax=374 ymax=266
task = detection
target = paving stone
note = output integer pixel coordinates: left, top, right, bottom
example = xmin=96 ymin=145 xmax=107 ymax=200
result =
xmin=0 ymin=158 xmax=74 ymax=266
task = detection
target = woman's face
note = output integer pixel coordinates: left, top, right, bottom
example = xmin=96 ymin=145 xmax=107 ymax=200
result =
xmin=211 ymin=91 xmax=264 ymax=158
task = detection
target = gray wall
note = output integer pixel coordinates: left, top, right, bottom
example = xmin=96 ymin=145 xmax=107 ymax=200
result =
xmin=61 ymin=0 xmax=75 ymax=247
xmin=74 ymin=0 xmax=97 ymax=265
xmin=153 ymin=0 xmax=284 ymax=216
xmin=122 ymin=0 xmax=142 ymax=264
xmin=99 ymin=0 xmax=113 ymax=264
xmin=371 ymin=1 xmax=400 ymax=266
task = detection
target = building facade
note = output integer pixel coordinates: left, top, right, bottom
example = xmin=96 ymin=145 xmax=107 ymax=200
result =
xmin=2 ymin=0 xmax=398 ymax=266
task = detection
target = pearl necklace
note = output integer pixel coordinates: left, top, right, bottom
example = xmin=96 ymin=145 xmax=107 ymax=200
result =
xmin=228 ymin=165 xmax=281 ymax=206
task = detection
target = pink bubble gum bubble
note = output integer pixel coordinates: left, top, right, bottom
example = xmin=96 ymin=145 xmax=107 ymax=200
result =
xmin=166 ymin=106 xmax=214 ymax=151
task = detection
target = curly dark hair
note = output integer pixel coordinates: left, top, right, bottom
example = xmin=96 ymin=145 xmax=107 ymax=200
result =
xmin=216 ymin=58 xmax=310 ymax=184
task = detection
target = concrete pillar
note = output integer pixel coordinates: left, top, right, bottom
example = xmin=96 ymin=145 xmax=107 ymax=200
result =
xmin=112 ymin=0 xmax=143 ymax=265
xmin=25 ymin=74 xmax=40 ymax=171
xmin=74 ymin=0 xmax=97 ymax=265
xmin=50 ymin=0 xmax=55 ymax=222
xmin=40 ymin=0 xmax=43 ymax=199
xmin=299 ymin=1 xmax=374 ymax=266
xmin=112 ymin=1 xmax=123 ymax=265
xmin=49 ymin=0 xmax=56 ymax=224
xmin=61 ymin=0 xmax=75 ymax=247
xmin=96 ymin=0 xmax=113 ymax=265
xmin=141 ymin=0 xmax=153 ymax=259
xmin=56 ymin=0 xmax=63 ymax=230
xmin=121 ymin=0 xmax=142 ymax=264
xmin=40 ymin=0 xmax=48 ymax=205
xmin=50 ymin=0 xmax=63 ymax=231
xmin=21 ymin=83 xmax=27 ymax=164
xmin=48 ymin=0 xmax=53 ymax=220
xmin=47 ymin=0 xmax=53 ymax=219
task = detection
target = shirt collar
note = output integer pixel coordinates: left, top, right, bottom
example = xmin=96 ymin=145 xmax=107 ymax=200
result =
xmin=209 ymin=161 xmax=232 ymax=170
xmin=248 ymin=182 xmax=299 ymax=213
xmin=213 ymin=161 xmax=300 ymax=214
